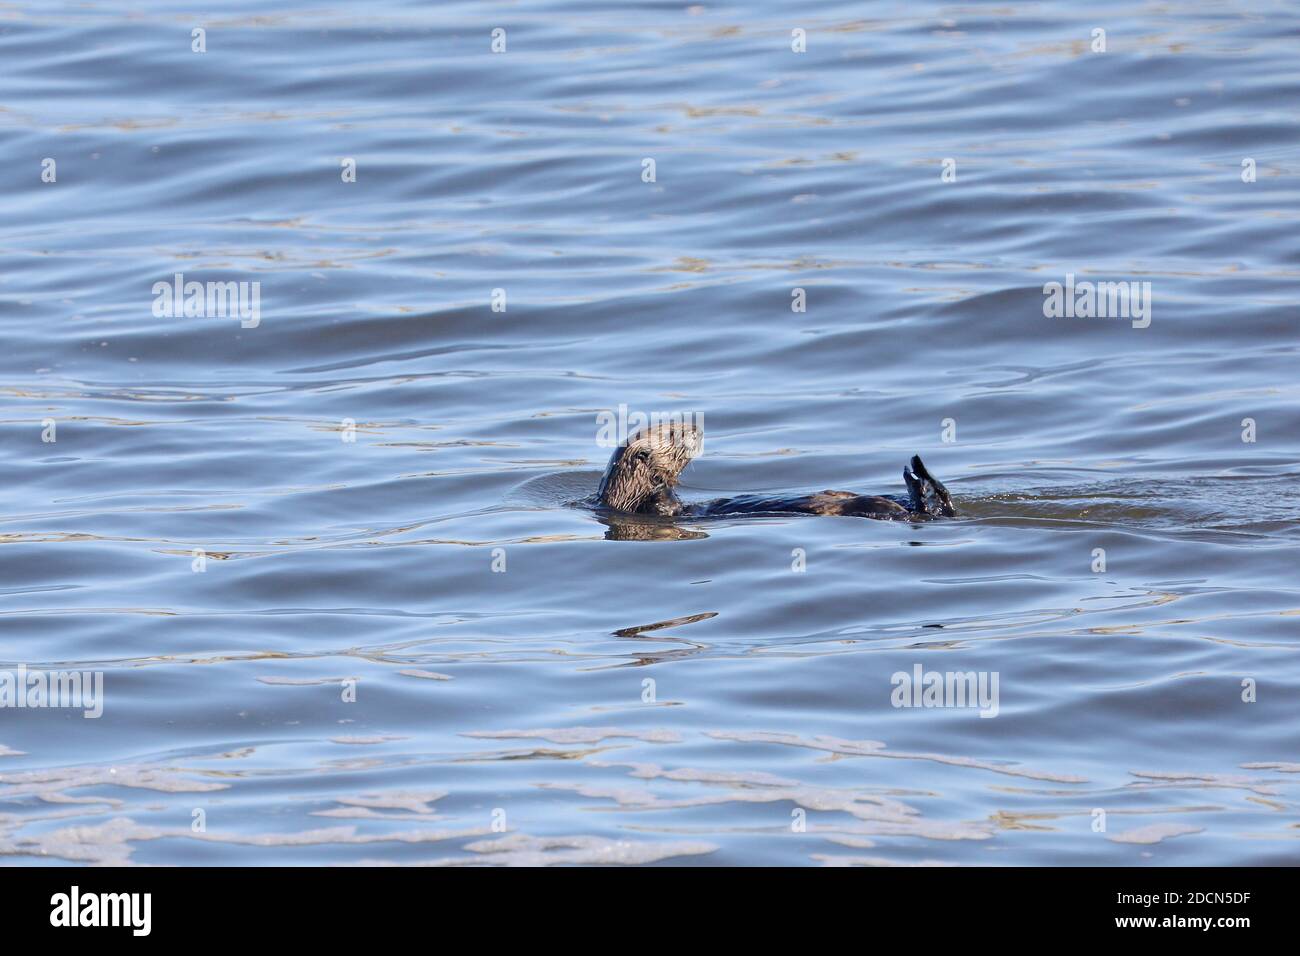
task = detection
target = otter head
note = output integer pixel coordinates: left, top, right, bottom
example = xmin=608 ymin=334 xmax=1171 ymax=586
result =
xmin=596 ymin=421 xmax=702 ymax=515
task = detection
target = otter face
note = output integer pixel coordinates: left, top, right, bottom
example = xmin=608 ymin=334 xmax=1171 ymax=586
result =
xmin=596 ymin=421 xmax=702 ymax=514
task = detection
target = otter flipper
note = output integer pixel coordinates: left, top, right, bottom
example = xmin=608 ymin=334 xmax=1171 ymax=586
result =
xmin=907 ymin=455 xmax=955 ymax=517
xmin=903 ymin=465 xmax=931 ymax=516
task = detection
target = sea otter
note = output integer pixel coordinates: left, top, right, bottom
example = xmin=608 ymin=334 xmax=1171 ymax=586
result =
xmin=595 ymin=422 xmax=955 ymax=520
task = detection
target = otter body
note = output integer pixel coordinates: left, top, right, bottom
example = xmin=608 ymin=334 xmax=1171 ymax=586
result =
xmin=594 ymin=422 xmax=954 ymax=521
xmin=680 ymin=491 xmax=914 ymax=518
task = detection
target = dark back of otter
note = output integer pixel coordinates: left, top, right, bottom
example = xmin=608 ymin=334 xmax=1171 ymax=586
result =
xmin=682 ymin=492 xmax=911 ymax=518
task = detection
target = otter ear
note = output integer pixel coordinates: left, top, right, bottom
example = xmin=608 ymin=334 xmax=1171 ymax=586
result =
xmin=619 ymin=445 xmax=645 ymax=471
xmin=626 ymin=446 xmax=667 ymax=500
xmin=627 ymin=446 xmax=659 ymax=480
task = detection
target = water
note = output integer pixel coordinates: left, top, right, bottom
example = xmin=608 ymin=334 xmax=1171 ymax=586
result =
xmin=1 ymin=0 xmax=1298 ymax=866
